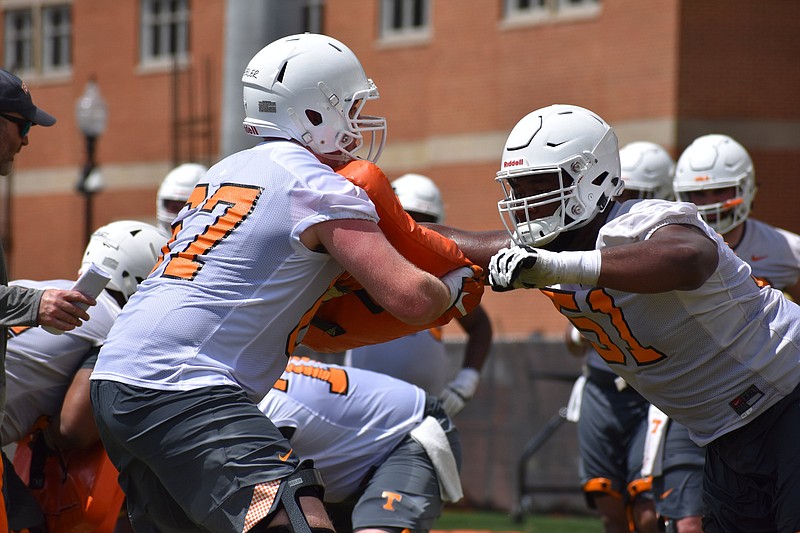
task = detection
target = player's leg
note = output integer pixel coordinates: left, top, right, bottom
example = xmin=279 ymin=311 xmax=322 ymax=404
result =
xmin=651 ymin=422 xmax=704 ymax=533
xmin=349 ymin=396 xmax=460 ymax=533
xmin=90 ymin=379 xmax=332 ymax=533
xmin=578 ymin=370 xmax=636 ymax=533
xmin=624 ymin=413 xmax=658 ymax=533
xmin=702 ymin=383 xmax=800 ymax=532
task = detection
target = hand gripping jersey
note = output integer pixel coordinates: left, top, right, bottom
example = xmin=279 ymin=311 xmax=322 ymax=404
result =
xmin=3 ymin=279 xmax=120 ymax=444
xmin=91 ymin=141 xmax=381 ymax=402
xmin=258 ymin=357 xmax=426 ymax=503
xmin=541 ymin=200 xmax=800 ymax=446
xmin=301 ymin=160 xmax=484 ymax=353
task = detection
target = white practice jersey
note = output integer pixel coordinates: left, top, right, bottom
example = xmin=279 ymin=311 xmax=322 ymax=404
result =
xmin=549 ymin=200 xmax=800 ymax=446
xmin=3 ymin=279 xmax=120 ymax=445
xmin=258 ymin=357 xmax=426 ymax=503
xmin=91 ymin=141 xmax=379 ymax=401
xmin=344 ymin=328 xmax=450 ymax=394
xmin=734 ymin=218 xmax=800 ymax=291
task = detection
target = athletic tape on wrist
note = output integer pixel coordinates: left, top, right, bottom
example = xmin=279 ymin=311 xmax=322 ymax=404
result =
xmin=552 ymin=249 xmax=602 ymax=285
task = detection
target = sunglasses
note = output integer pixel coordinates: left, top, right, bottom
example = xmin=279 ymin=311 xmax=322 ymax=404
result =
xmin=0 ymin=113 xmax=32 ymax=137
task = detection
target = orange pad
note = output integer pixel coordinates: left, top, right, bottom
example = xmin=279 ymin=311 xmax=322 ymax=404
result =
xmin=13 ymin=432 xmax=125 ymax=533
xmin=300 ymin=160 xmax=484 ymax=353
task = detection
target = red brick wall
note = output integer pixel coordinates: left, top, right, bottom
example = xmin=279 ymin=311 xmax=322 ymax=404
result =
xmin=4 ymin=0 xmax=799 ymax=338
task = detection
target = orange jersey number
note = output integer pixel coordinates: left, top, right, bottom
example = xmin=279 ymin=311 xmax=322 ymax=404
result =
xmin=156 ymin=183 xmax=262 ymax=280
xmin=273 ymin=356 xmax=350 ymax=395
xmin=543 ymin=288 xmax=667 ymax=366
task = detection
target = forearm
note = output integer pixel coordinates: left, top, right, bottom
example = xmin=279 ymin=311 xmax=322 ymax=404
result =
xmin=424 ymin=225 xmax=510 ymax=271
xmin=457 ymin=306 xmax=492 ymax=371
xmin=0 ymin=285 xmax=43 ymax=326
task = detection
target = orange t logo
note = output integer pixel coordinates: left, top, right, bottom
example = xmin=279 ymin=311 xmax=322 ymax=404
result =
xmin=381 ymin=491 xmax=402 ymax=511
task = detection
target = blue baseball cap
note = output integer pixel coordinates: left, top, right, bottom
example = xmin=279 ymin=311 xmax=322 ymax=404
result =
xmin=0 ymin=68 xmax=56 ymax=126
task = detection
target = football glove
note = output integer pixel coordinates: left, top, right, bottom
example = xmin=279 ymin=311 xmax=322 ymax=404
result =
xmin=439 ymin=367 xmax=481 ymax=417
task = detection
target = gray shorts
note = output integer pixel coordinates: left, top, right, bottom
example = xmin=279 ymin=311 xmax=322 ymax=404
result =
xmin=578 ymin=369 xmax=652 ymax=507
xmin=327 ymin=396 xmax=461 ymax=532
xmin=652 ymin=421 xmax=704 ymax=521
xmin=702 ymin=382 xmax=800 ymax=533
xmin=90 ymin=380 xmax=297 ymax=533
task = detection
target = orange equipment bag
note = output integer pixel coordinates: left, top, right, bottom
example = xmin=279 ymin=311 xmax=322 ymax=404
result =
xmin=12 ymin=428 xmax=125 ymax=533
xmin=300 ymin=160 xmax=484 ymax=353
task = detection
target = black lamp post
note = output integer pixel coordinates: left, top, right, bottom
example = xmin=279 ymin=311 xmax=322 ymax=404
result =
xmin=75 ymin=79 xmax=107 ymax=244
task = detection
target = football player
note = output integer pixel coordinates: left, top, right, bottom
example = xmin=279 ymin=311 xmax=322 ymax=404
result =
xmin=155 ymin=162 xmax=208 ymax=236
xmin=346 ymin=173 xmax=493 ymax=417
xmin=3 ymin=220 xmax=166 ymax=531
xmin=439 ymin=104 xmax=800 ymax=532
xmin=565 ymin=141 xmax=675 ymax=533
xmin=89 ymin=33 xmax=477 ymax=533
xmin=639 ymin=134 xmax=800 ymax=533
xmin=259 ymin=357 xmax=462 ymax=533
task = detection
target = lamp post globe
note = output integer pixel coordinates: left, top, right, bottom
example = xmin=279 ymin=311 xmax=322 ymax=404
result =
xmin=75 ymin=79 xmax=107 ymax=243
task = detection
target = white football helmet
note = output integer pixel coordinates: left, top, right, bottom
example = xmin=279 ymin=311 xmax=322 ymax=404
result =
xmin=391 ymin=173 xmax=445 ymax=223
xmin=496 ymin=104 xmax=623 ymax=247
xmin=619 ymin=141 xmax=675 ymax=200
xmin=80 ymin=220 xmax=167 ymax=302
xmin=156 ymin=163 xmax=207 ymax=235
xmin=673 ymin=134 xmax=756 ymax=233
xmin=242 ymin=33 xmax=386 ymax=164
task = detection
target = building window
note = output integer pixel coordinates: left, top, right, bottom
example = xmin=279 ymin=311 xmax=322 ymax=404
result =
xmin=3 ymin=3 xmax=72 ymax=76
xmin=380 ymin=0 xmax=430 ymax=40
xmin=504 ymin=0 xmax=600 ymax=24
xmin=42 ymin=4 xmax=71 ymax=72
xmin=140 ymin=0 xmax=189 ymax=66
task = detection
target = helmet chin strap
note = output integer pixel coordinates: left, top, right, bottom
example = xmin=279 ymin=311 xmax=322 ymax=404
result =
xmin=287 ymin=108 xmax=314 ymax=146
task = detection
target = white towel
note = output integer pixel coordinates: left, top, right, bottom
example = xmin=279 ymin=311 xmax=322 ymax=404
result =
xmin=565 ymin=375 xmax=586 ymax=423
xmin=409 ymin=416 xmax=463 ymax=502
xmin=642 ymin=404 xmax=669 ymax=477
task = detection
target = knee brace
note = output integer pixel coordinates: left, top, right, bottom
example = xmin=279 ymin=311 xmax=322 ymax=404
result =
xmin=275 ymin=460 xmax=326 ymax=533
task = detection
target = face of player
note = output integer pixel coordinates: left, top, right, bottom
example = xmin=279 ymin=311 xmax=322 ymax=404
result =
xmin=685 ymin=186 xmax=737 ymax=221
xmin=507 ymin=171 xmax=562 ymax=223
xmin=406 ymin=210 xmax=439 ymax=224
xmin=161 ymin=199 xmax=187 ymax=220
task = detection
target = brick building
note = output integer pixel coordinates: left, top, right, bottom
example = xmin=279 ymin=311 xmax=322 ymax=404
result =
xmin=3 ymin=0 xmax=799 ymax=340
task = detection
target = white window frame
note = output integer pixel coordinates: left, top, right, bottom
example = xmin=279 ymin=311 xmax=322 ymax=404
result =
xmin=139 ymin=0 xmax=190 ymax=69
xmin=503 ymin=0 xmax=600 ymax=27
xmin=379 ymin=0 xmax=431 ymax=44
xmin=41 ymin=3 xmax=70 ymax=74
xmin=2 ymin=0 xmax=72 ymax=78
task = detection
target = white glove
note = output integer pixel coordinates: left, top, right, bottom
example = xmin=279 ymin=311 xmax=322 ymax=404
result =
xmin=439 ymin=367 xmax=480 ymax=417
xmin=488 ymin=246 xmax=601 ymax=291
xmin=440 ymin=266 xmax=475 ymax=309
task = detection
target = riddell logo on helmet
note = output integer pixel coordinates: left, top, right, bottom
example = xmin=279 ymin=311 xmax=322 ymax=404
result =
xmin=504 ymin=159 xmax=525 ymax=168
xmin=693 ymin=175 xmax=711 ymax=182
xmin=243 ymin=124 xmax=259 ymax=135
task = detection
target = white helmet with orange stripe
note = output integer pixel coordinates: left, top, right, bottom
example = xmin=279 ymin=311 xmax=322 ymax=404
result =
xmin=673 ymin=134 xmax=756 ymax=233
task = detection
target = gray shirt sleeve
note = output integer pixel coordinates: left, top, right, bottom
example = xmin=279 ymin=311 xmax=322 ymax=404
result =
xmin=0 ymin=285 xmax=43 ymax=326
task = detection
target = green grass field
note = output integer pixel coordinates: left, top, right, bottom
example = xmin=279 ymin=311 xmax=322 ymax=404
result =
xmin=434 ymin=508 xmax=602 ymax=533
